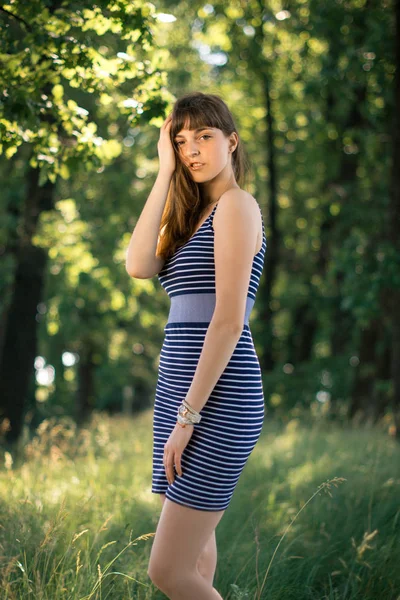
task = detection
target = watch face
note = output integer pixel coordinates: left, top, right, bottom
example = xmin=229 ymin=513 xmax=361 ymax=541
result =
xmin=182 ymin=407 xmax=188 ymax=417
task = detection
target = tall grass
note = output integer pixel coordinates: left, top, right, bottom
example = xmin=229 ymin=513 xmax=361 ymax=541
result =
xmin=1 ymin=410 xmax=399 ymax=599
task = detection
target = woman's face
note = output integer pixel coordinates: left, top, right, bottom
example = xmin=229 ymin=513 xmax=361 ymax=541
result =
xmin=173 ymin=124 xmax=237 ymax=181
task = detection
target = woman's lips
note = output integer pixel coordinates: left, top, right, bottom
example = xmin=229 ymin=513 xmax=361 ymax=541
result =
xmin=190 ymin=163 xmax=205 ymax=170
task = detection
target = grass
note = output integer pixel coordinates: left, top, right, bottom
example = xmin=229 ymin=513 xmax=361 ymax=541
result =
xmin=1 ymin=410 xmax=399 ymax=599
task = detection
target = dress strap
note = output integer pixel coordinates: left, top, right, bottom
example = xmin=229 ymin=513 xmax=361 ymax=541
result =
xmin=208 ymin=202 xmax=219 ymax=227
xmin=258 ymin=204 xmax=265 ymax=230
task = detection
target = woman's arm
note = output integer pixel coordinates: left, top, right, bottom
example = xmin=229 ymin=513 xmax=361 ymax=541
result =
xmin=125 ymin=169 xmax=172 ymax=278
xmin=182 ymin=189 xmax=260 ymax=414
xmin=126 ymin=114 xmax=175 ymax=279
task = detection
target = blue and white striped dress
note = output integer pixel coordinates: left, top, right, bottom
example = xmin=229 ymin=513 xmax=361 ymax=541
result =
xmin=152 ymin=202 xmax=267 ymax=511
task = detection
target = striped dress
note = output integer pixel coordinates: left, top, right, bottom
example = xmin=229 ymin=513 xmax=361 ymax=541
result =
xmin=151 ymin=201 xmax=267 ymax=511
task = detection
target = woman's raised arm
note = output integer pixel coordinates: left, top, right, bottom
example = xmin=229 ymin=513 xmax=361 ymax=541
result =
xmin=125 ymin=114 xmax=176 ymax=279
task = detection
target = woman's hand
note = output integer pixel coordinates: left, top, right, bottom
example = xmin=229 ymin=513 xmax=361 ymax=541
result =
xmin=163 ymin=422 xmax=194 ymax=485
xmin=158 ymin=113 xmax=176 ymax=177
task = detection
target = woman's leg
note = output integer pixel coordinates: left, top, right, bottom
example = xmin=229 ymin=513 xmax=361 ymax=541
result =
xmin=149 ymin=496 xmax=225 ymax=599
xmin=159 ymin=493 xmax=218 ymax=585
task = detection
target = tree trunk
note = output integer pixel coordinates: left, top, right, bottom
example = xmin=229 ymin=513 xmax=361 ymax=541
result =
xmin=76 ymin=341 xmax=96 ymax=425
xmin=0 ymin=167 xmax=55 ymax=444
xmin=349 ymin=319 xmax=380 ymax=422
xmin=0 ymin=154 xmax=26 ymax=367
xmin=258 ymin=66 xmax=280 ymax=373
xmin=389 ymin=0 xmax=400 ymax=437
xmin=286 ymin=302 xmax=318 ymax=365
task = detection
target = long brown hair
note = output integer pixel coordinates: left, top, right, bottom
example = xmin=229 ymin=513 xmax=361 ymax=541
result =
xmin=156 ymin=92 xmax=250 ymax=260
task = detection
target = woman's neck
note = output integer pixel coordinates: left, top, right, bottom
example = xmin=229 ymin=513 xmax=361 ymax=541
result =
xmin=200 ymin=168 xmax=239 ymax=205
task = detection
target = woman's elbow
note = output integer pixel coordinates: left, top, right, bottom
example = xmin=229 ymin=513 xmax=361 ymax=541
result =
xmin=211 ymin=315 xmax=243 ymax=336
xmin=126 ymin=263 xmax=142 ymax=278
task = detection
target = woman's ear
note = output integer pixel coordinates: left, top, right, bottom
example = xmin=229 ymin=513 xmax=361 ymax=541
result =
xmin=229 ymin=131 xmax=239 ymax=153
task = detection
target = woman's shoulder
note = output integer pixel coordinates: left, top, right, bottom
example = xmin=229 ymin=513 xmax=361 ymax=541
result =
xmin=216 ymin=187 xmax=261 ymax=218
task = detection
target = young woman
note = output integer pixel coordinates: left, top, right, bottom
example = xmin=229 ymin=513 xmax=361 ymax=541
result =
xmin=126 ymin=92 xmax=267 ymax=599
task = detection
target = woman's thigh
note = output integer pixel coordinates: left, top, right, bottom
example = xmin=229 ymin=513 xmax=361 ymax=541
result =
xmin=149 ymin=497 xmax=224 ymax=573
xmin=158 ymin=492 xmax=216 ymax=560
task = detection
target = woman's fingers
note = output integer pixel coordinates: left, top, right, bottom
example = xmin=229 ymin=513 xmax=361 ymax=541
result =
xmin=164 ymin=451 xmax=174 ymax=484
xmin=167 ymin=460 xmax=174 ymax=485
xmin=174 ymin=455 xmax=182 ymax=477
xmin=161 ymin=113 xmax=172 ymax=129
xmin=158 ymin=112 xmax=176 ymax=174
xmin=164 ymin=450 xmax=182 ymax=484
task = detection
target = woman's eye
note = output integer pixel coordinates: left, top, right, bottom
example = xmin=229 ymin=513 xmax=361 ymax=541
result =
xmin=175 ymin=135 xmax=211 ymax=147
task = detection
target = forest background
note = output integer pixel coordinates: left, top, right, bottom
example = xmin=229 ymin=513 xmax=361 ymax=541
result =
xmin=1 ymin=2 xmax=400 ymax=599
xmin=0 ymin=0 xmax=399 ymax=444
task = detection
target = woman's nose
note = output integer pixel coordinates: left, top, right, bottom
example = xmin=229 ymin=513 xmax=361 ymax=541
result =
xmin=184 ymin=141 xmax=200 ymax=157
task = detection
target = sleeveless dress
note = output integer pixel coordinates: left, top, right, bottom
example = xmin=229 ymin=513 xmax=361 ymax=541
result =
xmin=151 ymin=202 xmax=267 ymax=511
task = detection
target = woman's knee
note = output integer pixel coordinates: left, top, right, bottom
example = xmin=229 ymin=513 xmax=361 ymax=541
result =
xmin=147 ymin=549 xmax=168 ymax=587
xmin=148 ymin=533 xmax=215 ymax=588
xmin=197 ymin=533 xmax=217 ymax=580
xmin=147 ymin=561 xmax=165 ymax=590
xmin=147 ymin=558 xmax=180 ymax=592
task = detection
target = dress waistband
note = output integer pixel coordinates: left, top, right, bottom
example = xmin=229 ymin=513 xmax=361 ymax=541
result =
xmin=167 ymin=293 xmax=255 ymax=325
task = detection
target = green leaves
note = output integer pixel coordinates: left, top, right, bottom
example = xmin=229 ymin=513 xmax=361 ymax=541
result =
xmin=0 ymin=0 xmax=164 ymax=182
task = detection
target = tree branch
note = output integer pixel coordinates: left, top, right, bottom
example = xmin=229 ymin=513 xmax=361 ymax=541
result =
xmin=0 ymin=6 xmax=32 ymax=31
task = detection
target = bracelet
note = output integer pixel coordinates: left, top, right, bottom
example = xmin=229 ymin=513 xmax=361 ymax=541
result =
xmin=177 ymin=414 xmax=194 ymax=428
xmin=182 ymin=399 xmax=201 ymax=418
xmin=179 ymin=402 xmax=201 ymax=423
xmin=176 ymin=399 xmax=202 ymax=426
xmin=183 ymin=399 xmax=201 ymax=420
xmin=177 ymin=405 xmax=199 ymax=424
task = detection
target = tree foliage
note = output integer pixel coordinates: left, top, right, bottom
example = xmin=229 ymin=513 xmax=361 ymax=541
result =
xmin=0 ymin=0 xmax=171 ymax=182
xmin=0 ymin=0 xmax=398 ymax=437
